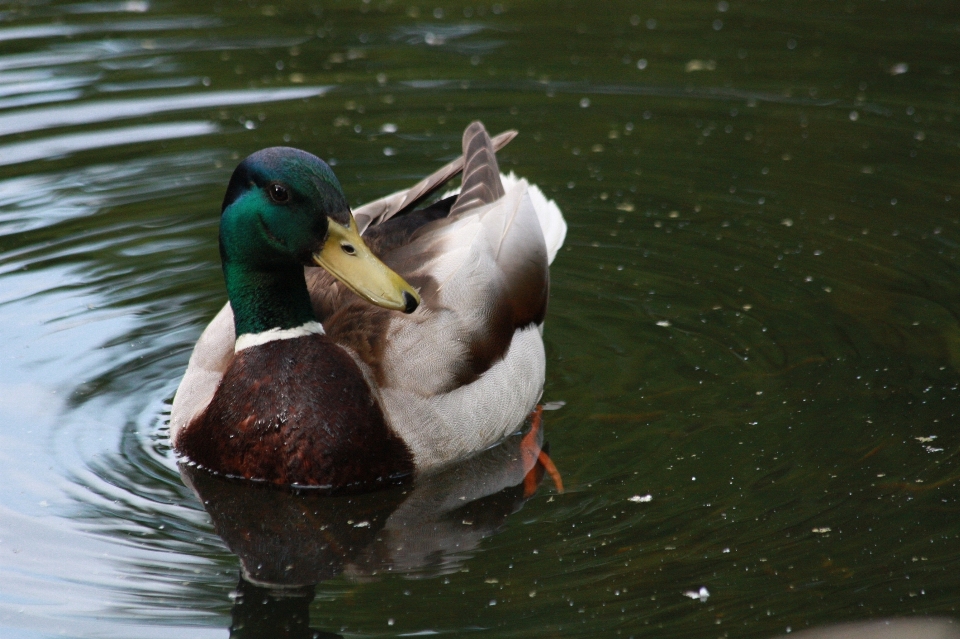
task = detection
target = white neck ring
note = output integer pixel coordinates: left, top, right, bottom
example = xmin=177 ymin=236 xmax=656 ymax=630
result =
xmin=234 ymin=321 xmax=325 ymax=353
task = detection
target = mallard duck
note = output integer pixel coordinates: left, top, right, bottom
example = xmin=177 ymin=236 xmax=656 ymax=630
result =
xmin=169 ymin=121 xmax=566 ymax=488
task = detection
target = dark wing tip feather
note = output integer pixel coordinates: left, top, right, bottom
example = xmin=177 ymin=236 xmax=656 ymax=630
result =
xmin=355 ymin=128 xmax=517 ymax=234
xmin=450 ymin=121 xmax=505 ymax=217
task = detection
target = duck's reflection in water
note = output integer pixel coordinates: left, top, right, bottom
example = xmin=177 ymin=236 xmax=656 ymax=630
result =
xmin=227 ymin=579 xmax=337 ymax=639
xmin=181 ymin=429 xmax=552 ymax=639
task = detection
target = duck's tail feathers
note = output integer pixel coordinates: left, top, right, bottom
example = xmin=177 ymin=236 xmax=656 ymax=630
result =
xmin=354 ymin=127 xmax=517 ymax=234
xmin=500 ymin=172 xmax=567 ymax=265
xmin=450 ymin=122 xmax=505 ymax=216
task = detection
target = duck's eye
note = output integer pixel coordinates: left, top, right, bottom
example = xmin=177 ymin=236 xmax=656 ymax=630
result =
xmin=341 ymin=243 xmax=356 ymax=255
xmin=267 ymin=183 xmax=289 ymax=203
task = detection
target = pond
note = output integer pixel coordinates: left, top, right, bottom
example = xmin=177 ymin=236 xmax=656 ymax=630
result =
xmin=0 ymin=1 xmax=958 ymax=637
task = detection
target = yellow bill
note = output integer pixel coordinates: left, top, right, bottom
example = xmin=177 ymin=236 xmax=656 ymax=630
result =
xmin=313 ymin=215 xmax=421 ymax=313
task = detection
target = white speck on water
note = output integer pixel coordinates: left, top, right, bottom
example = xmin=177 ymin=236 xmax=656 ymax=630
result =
xmin=543 ymin=401 xmax=566 ymax=410
xmin=383 ymin=147 xmax=396 ymax=156
xmin=380 ymin=123 xmax=398 ymax=133
xmin=354 ymin=520 xmax=370 ymax=528
xmin=849 ymin=111 xmax=859 ymax=121
xmin=683 ymin=587 xmax=710 ymax=602
xmin=812 ymin=527 xmax=831 ymax=534
xmin=915 ymin=436 xmax=937 ymax=442
xmin=890 ymin=62 xmax=909 ymax=75
xmin=656 ymin=320 xmax=671 ymax=327
xmin=636 ymin=58 xmax=648 ymax=70
xmin=580 ymin=98 xmax=591 ymax=108
xmin=629 ymin=494 xmax=652 ymax=503
xmin=685 ymin=59 xmax=716 ymax=72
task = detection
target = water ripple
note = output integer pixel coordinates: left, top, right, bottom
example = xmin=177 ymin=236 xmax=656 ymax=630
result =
xmin=0 ymin=121 xmax=218 ymax=166
xmin=0 ymin=17 xmax=219 ymax=44
xmin=0 ymin=86 xmax=332 ymax=138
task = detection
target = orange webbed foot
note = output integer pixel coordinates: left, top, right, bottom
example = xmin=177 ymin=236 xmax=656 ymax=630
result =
xmin=521 ymin=405 xmax=564 ymax=496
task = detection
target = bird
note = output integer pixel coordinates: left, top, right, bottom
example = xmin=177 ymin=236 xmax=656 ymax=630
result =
xmin=169 ymin=121 xmax=567 ymax=489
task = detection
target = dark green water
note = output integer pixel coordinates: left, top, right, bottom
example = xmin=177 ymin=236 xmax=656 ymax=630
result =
xmin=0 ymin=1 xmax=959 ymax=637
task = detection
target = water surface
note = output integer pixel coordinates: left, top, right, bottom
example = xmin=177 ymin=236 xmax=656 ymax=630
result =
xmin=0 ymin=1 xmax=959 ymax=637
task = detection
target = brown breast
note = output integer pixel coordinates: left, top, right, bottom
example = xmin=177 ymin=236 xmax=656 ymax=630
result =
xmin=176 ymin=334 xmax=414 ymax=489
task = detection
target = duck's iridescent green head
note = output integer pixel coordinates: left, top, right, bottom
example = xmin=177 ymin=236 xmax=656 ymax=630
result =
xmin=219 ymin=147 xmax=420 ymax=336
xmin=220 ymin=147 xmax=349 ymax=268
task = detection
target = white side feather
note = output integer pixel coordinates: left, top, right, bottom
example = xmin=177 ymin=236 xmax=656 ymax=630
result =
xmin=373 ymin=178 xmax=551 ymax=468
xmin=169 ymin=302 xmax=234 ymax=445
xmin=380 ymin=326 xmax=545 ymax=470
